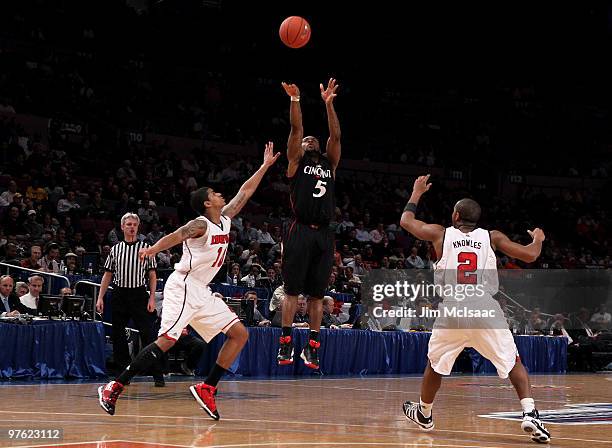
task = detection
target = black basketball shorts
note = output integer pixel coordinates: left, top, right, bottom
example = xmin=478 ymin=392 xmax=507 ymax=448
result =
xmin=281 ymin=222 xmax=334 ymax=298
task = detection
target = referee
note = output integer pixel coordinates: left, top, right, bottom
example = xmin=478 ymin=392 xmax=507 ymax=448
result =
xmin=96 ymin=212 xmax=164 ymax=386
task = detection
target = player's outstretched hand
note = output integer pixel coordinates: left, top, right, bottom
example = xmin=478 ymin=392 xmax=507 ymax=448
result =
xmin=412 ymin=174 xmax=432 ymax=196
xmin=282 ymin=82 xmax=300 ymax=98
xmin=320 ymin=78 xmax=339 ymax=104
xmin=139 ymin=247 xmax=156 ymax=262
xmin=527 ymin=228 xmax=545 ymax=243
xmin=262 ymin=141 xmax=280 ymax=167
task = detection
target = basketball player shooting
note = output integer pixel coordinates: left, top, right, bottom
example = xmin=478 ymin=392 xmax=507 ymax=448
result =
xmin=277 ymin=78 xmax=340 ymax=369
xmin=399 ymin=174 xmax=550 ymax=444
xmin=98 ymin=142 xmax=280 ymax=420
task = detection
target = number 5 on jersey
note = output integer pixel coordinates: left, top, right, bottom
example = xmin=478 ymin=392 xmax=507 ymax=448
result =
xmin=313 ymin=180 xmax=327 ymax=197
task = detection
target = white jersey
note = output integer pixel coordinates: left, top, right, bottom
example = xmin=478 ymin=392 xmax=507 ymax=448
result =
xmin=173 ymin=215 xmax=231 ymax=285
xmin=434 ymin=226 xmax=499 ymax=300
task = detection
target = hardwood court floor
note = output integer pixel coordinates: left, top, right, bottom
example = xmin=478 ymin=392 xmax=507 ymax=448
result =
xmin=0 ymin=374 xmax=610 ymax=447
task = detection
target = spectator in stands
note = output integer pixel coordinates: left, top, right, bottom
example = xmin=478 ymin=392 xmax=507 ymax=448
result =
xmin=347 ymin=254 xmax=368 ymax=277
xmin=88 ymin=190 xmax=109 ymax=219
xmin=410 ymin=297 xmax=435 ymax=331
xmin=241 ymin=264 xmax=262 ymax=288
xmin=526 ymin=307 xmax=548 ymax=333
xmin=64 ymin=252 xmax=82 ymax=275
xmin=406 ymin=247 xmax=425 ymax=269
xmin=257 ymin=222 xmax=275 ymax=245
xmin=15 ymin=281 xmax=29 ymax=297
xmin=369 ymin=223 xmax=386 ymax=245
xmin=57 ymin=191 xmax=80 ymax=215
xmin=590 ymin=304 xmax=611 ymax=331
xmin=40 ymin=243 xmax=61 ymax=273
xmin=244 ymin=291 xmax=271 ymax=327
xmin=1 ymin=243 xmax=21 ymax=266
xmin=238 ymin=219 xmax=259 ymax=245
xmin=0 ymin=275 xmax=29 ymax=317
xmin=226 ymin=263 xmax=241 ymax=286
xmin=21 ymin=245 xmax=42 ymax=270
xmin=23 ymin=210 xmax=43 ymax=240
xmin=19 ymin=275 xmax=43 ymax=313
xmin=3 ymin=206 xmax=23 ymax=237
xmin=272 ymin=295 xmax=309 ymax=328
xmin=55 ymin=228 xmax=71 ymax=256
xmin=146 ymin=221 xmax=165 ymax=245
xmin=572 ymin=307 xmax=596 ymax=337
xmin=138 ymin=197 xmax=159 ymax=225
xmin=355 ymin=221 xmax=371 ymax=243
xmin=322 ymin=296 xmax=347 ymax=328
xmin=550 ymin=314 xmax=572 ymax=342
xmin=26 ymin=179 xmax=48 ymax=203
xmin=0 ymin=180 xmax=18 ymax=208
xmin=338 ymin=212 xmax=355 ymax=235
xmin=265 ymin=268 xmax=282 ymax=290
xmin=60 ymin=287 xmax=73 ymax=297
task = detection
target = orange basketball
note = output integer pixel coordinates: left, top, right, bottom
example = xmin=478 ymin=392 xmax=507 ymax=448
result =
xmin=279 ymin=16 xmax=311 ymax=49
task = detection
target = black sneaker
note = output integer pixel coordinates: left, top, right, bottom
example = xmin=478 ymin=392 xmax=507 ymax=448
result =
xmin=300 ymin=339 xmax=320 ymax=369
xmin=403 ymin=401 xmax=434 ymax=431
xmin=154 ymin=375 xmax=165 ymax=387
xmin=521 ymin=409 xmax=550 ymax=444
xmin=277 ymin=336 xmax=294 ymax=365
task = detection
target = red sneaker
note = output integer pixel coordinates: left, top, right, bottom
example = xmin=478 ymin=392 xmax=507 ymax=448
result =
xmin=98 ymin=381 xmax=124 ymax=416
xmin=277 ymin=335 xmax=294 ymax=365
xmin=190 ymin=383 xmax=220 ymax=420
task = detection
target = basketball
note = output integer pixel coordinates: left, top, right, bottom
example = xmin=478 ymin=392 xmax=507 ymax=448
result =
xmin=279 ymin=16 xmax=311 ymax=49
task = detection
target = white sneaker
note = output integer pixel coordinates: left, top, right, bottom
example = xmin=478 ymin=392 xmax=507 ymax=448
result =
xmin=521 ymin=409 xmax=550 ymax=443
xmin=403 ymin=401 xmax=434 ymax=431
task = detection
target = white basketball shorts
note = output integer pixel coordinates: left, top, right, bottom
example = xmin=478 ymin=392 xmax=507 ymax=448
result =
xmin=427 ymin=327 xmax=519 ymax=378
xmin=158 ymin=271 xmax=239 ymax=342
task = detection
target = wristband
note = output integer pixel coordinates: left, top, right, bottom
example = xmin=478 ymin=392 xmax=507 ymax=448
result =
xmin=404 ymin=202 xmax=417 ymax=213
xmin=290 ymin=96 xmax=300 ymax=102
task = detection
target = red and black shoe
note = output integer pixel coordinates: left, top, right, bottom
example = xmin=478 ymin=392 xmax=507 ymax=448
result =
xmin=98 ymin=380 xmax=124 ymax=416
xmin=190 ymin=383 xmax=220 ymax=420
xmin=300 ymin=339 xmax=321 ymax=369
xmin=277 ymin=335 xmax=294 ymax=365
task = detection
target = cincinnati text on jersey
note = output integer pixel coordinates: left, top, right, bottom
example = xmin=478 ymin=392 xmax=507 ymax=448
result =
xmin=303 ymin=165 xmax=332 ymax=178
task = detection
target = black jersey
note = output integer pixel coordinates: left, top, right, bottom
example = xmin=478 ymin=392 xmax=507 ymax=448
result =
xmin=289 ymin=154 xmax=335 ymax=225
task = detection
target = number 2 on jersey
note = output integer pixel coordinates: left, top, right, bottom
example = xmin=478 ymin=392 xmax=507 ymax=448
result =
xmin=313 ymin=180 xmax=327 ymax=197
xmin=211 ymin=246 xmax=227 ymax=268
xmin=457 ymin=252 xmax=477 ymax=284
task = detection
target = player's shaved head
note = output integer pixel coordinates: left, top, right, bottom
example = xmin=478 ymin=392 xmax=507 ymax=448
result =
xmin=190 ymin=187 xmax=212 ymax=215
xmin=453 ymin=198 xmax=481 ymax=227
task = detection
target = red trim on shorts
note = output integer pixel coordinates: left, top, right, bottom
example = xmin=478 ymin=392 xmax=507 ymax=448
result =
xmin=161 ymin=332 xmax=177 ymax=342
xmin=221 ymin=316 xmax=240 ymax=332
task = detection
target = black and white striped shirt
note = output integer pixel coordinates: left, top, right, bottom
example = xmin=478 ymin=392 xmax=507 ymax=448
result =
xmin=104 ymin=241 xmax=157 ymax=288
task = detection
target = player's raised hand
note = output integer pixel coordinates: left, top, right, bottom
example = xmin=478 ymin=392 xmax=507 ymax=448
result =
xmin=320 ymin=78 xmax=339 ymax=104
xmin=262 ymin=141 xmax=280 ymax=167
xmin=527 ymin=228 xmax=545 ymax=243
xmin=282 ymin=82 xmax=300 ymax=98
xmin=139 ymin=247 xmax=156 ymax=262
xmin=412 ymin=174 xmax=432 ymax=196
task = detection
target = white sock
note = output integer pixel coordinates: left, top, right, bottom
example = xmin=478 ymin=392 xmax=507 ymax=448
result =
xmin=419 ymin=398 xmax=433 ymax=418
xmin=520 ymin=398 xmax=535 ymax=414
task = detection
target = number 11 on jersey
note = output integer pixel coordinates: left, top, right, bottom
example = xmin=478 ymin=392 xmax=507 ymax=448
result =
xmin=212 ymin=247 xmax=227 ymax=268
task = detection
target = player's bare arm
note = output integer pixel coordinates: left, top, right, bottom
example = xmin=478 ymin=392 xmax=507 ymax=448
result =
xmin=282 ymin=82 xmax=304 ymax=177
xmin=321 ymin=78 xmax=341 ymax=171
xmin=490 ymin=228 xmax=545 ymax=263
xmin=222 ymin=141 xmax=280 ymax=219
xmin=139 ymin=219 xmax=208 ymax=261
xmin=400 ymin=174 xmax=445 ymax=253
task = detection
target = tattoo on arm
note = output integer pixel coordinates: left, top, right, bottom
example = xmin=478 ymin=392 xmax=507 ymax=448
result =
xmin=180 ymin=219 xmax=208 ymax=239
xmin=223 ymin=191 xmax=247 ymax=217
